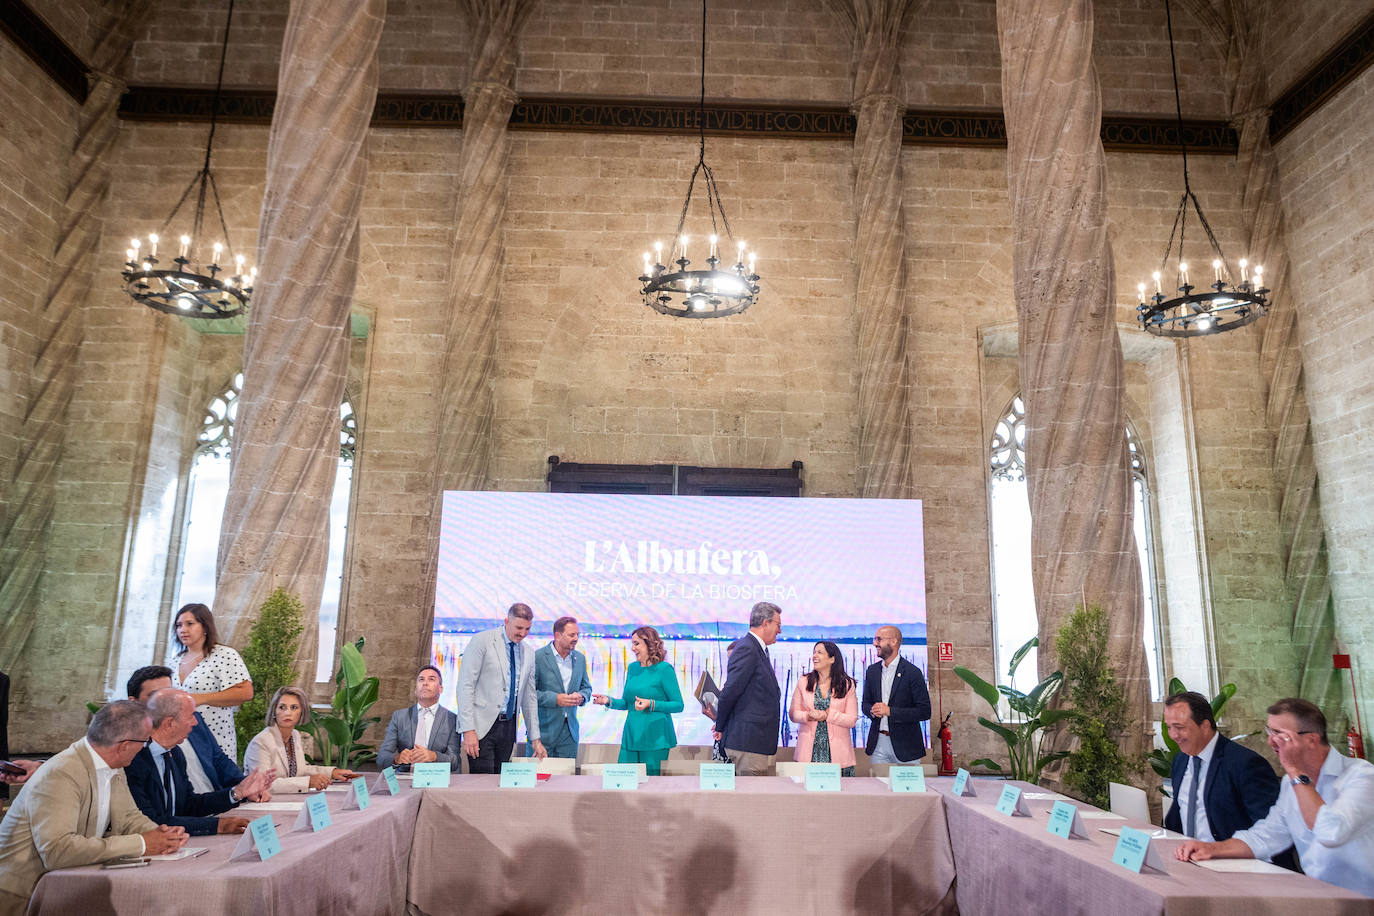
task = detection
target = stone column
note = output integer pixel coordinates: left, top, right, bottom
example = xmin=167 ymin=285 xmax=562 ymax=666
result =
xmin=828 ymin=0 xmax=919 ymax=499
xmin=214 ymin=0 xmax=384 ymax=666
xmin=996 ymin=0 xmax=1149 ymax=742
xmin=0 ymin=1 xmax=150 ymax=671
xmin=421 ymin=1 xmax=535 ymax=650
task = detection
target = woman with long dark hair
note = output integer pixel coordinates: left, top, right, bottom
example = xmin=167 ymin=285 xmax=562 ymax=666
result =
xmin=169 ymin=603 xmax=252 ymax=760
xmin=788 ymin=641 xmax=858 ymax=776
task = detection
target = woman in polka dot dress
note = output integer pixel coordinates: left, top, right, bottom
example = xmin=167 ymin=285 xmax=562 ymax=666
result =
xmin=169 ymin=603 xmax=253 ymax=761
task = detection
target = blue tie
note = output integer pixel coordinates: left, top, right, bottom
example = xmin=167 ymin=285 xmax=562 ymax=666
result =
xmin=505 ymin=641 xmax=517 ymax=718
xmin=161 ymin=750 xmax=175 ymax=814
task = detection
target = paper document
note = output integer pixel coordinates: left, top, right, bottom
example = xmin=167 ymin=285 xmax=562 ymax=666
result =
xmin=234 ymin=802 xmax=305 ymax=812
xmin=1192 ymin=859 xmax=1292 ymax=875
xmin=1079 ymin=811 xmax=1126 ymax=819
xmin=1099 ymin=827 xmax=1185 ymax=839
xmin=1023 ymin=791 xmax=1072 ymax=801
xmin=148 ymin=847 xmax=209 ymax=861
xmin=694 ymin=670 xmax=721 ymax=716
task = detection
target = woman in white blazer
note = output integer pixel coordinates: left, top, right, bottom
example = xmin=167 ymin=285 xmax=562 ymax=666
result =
xmin=243 ymin=686 xmax=358 ymax=793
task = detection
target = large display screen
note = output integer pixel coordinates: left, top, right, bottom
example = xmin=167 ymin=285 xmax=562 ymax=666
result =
xmin=432 ymin=491 xmax=927 ymax=747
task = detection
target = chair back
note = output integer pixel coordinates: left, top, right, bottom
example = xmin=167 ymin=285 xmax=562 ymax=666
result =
xmin=510 ymin=755 xmax=575 ymax=776
xmin=1109 ymin=781 xmax=1150 ymax=823
xmin=581 ymin=762 xmax=647 ymax=778
xmin=774 ymin=761 xmax=808 ymax=779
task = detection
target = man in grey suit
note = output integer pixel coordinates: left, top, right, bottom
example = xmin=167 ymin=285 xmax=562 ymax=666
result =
xmin=0 ymin=701 xmax=188 ymax=914
xmin=534 ymin=616 xmax=593 ymax=759
xmin=377 ymin=665 xmax=462 ymax=771
xmin=457 ymin=603 xmax=547 ymax=773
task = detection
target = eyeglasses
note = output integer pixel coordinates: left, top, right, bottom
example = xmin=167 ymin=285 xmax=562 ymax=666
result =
xmin=1264 ymin=727 xmax=1317 ymax=740
xmin=118 ymin=737 xmax=153 ymax=748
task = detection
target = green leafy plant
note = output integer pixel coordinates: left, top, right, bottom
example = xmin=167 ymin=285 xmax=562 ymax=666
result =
xmin=953 ymin=636 xmax=1077 ymax=784
xmin=1055 ymin=603 xmax=1129 ymax=808
xmin=234 ymin=588 xmax=305 ymax=762
xmin=1147 ymin=676 xmax=1237 ymax=795
xmin=300 ymin=638 xmax=380 ymax=769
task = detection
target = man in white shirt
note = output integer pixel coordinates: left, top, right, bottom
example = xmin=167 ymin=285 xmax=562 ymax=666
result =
xmin=127 ymin=666 xmax=255 ymax=797
xmin=534 ymin=616 xmax=593 ymax=759
xmin=377 ymin=666 xmax=461 ymax=771
xmin=1176 ymin=697 xmax=1374 ymax=896
xmin=861 ymin=626 xmax=931 ymax=765
xmin=0 ymin=701 xmax=187 ymax=914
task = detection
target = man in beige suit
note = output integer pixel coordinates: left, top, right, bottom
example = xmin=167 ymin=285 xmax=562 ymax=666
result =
xmin=0 ymin=700 xmax=188 ymax=913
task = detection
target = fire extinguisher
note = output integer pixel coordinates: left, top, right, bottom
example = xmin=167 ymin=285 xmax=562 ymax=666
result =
xmin=1349 ymin=726 xmax=1367 ymax=760
xmin=938 ymin=713 xmax=955 ymax=776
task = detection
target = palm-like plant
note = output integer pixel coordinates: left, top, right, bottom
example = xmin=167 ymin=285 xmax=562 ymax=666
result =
xmin=300 ymin=638 xmax=381 ymax=769
xmin=953 ymin=636 xmax=1077 ymax=784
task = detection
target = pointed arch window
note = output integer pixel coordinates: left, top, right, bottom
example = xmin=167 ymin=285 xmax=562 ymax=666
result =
xmin=172 ymin=374 xmax=357 ymax=681
xmin=988 ymin=396 xmax=1163 ymax=698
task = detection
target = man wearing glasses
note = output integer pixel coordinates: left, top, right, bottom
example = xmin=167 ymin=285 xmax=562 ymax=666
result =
xmin=1176 ymin=697 xmax=1374 ymax=897
xmin=0 ymin=700 xmax=188 ymax=913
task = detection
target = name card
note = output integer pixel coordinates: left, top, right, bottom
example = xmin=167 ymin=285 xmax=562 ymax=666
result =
xmin=500 ymin=761 xmax=538 ymax=788
xmin=411 ymin=762 xmax=452 ymax=788
xmin=699 ymin=763 xmax=735 ymax=791
xmin=888 ymin=766 xmax=926 ymax=793
xmin=602 ymin=764 xmax=641 ymax=790
xmin=230 ymin=815 xmax=282 ymax=861
xmin=995 ymin=784 xmax=1032 ymax=817
xmin=1112 ymin=825 xmax=1168 ymax=873
xmin=338 ymin=776 xmax=371 ymax=811
xmin=291 ymin=793 xmax=332 ymax=833
xmin=1046 ymin=801 xmax=1089 ymax=839
xmin=371 ymin=766 xmax=402 ymax=796
xmin=951 ymin=768 xmax=977 ymax=797
xmin=805 ymin=763 xmax=841 ymax=792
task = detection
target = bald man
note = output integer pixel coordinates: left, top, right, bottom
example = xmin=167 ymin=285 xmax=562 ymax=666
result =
xmin=862 ymin=626 xmax=931 ymax=765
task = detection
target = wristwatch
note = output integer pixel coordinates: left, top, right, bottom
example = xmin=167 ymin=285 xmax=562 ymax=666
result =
xmin=1291 ymin=774 xmax=1311 ymax=787
xmin=229 ymin=785 xmax=240 ymax=803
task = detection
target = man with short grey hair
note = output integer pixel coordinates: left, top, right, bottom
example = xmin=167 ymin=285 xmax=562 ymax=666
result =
xmin=457 ymin=603 xmax=547 ymax=773
xmin=0 ymin=701 xmax=188 ymax=913
xmin=713 ymin=602 xmax=782 ymax=776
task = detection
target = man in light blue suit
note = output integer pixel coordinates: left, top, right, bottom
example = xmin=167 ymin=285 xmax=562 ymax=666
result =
xmin=457 ymin=603 xmax=547 ymax=773
xmin=377 ymin=666 xmax=462 ymax=771
xmin=533 ymin=616 xmax=593 ymax=759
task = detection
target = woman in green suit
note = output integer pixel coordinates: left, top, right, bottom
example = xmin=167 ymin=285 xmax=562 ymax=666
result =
xmin=592 ymin=626 xmax=682 ymax=775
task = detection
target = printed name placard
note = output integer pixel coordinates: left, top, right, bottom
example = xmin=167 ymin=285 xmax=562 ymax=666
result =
xmin=291 ymin=793 xmax=332 ymax=833
xmin=601 ymin=764 xmax=641 ymax=790
xmin=805 ymin=763 xmax=842 ymax=792
xmin=500 ymin=761 xmax=538 ymax=788
xmin=410 ymin=762 xmax=452 ymax=788
xmin=338 ymin=776 xmax=371 ymax=811
xmin=699 ymin=763 xmax=735 ymax=791
xmin=1112 ymin=825 xmax=1168 ymax=873
xmin=951 ymin=768 xmax=977 ymax=797
xmin=888 ymin=766 xmax=926 ymax=793
xmin=1046 ymin=801 xmax=1089 ymax=839
xmin=995 ymin=783 xmax=1032 ymax=817
xmin=230 ymin=815 xmax=282 ymax=861
xmin=371 ymin=766 xmax=402 ymax=796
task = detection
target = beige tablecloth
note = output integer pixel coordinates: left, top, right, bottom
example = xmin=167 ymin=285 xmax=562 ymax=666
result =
xmin=28 ymin=788 xmax=421 ymax=916
xmin=406 ymin=774 xmax=957 ymax=916
xmin=932 ymin=778 xmax=1374 ymax=916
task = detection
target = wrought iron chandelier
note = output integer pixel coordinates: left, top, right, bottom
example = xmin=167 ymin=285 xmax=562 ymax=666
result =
xmin=1135 ymin=0 xmax=1268 ymax=338
xmin=638 ymin=0 xmax=759 ymax=319
xmin=120 ymin=0 xmax=253 ymax=319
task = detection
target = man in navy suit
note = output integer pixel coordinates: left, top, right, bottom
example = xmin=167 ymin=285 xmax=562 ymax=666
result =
xmin=713 ymin=602 xmax=782 ymax=775
xmin=862 ymin=626 xmax=931 ymax=764
xmin=534 ymin=617 xmax=594 ymax=759
xmin=127 ymin=665 xmax=246 ymax=794
xmin=1161 ymin=690 xmax=1289 ymax=865
xmin=124 ymin=689 xmax=273 ymax=836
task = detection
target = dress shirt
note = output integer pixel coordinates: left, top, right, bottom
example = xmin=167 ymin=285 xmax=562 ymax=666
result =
xmin=82 ymin=739 xmax=145 ymax=855
xmin=149 ymin=738 xmax=176 ymax=813
xmin=748 ymin=631 xmax=769 ymax=659
xmin=1231 ymin=748 xmax=1374 ymax=897
xmin=415 ymin=703 xmax=435 ymax=750
xmin=555 ymin=649 xmax=574 ymax=692
xmin=178 ymin=737 xmax=214 ymax=794
xmin=879 ymin=656 xmax=900 ymax=731
xmin=1180 ymin=731 xmax=1220 ymax=842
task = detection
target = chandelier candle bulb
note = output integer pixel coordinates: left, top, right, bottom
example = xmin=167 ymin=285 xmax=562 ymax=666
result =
xmin=148 ymin=234 xmax=158 ymax=258
xmin=1179 ymin=262 xmax=1189 ymax=287
xmin=679 ymin=235 xmax=689 ymax=264
xmin=211 ymin=242 xmax=223 ymax=263
xmin=130 ymin=238 xmax=140 ymax=254
xmin=737 ymin=240 xmax=745 ymax=264
xmin=1254 ymin=265 xmax=1263 ymax=285
xmin=709 ymin=234 xmax=718 ymax=259
xmin=1212 ymin=259 xmax=1221 ymax=282
xmin=1153 ymin=271 xmax=1162 ymax=294
xmin=654 ymin=241 xmax=663 ymax=265
xmin=180 ymin=235 xmax=190 ymax=259
xmin=1239 ymin=258 xmax=1249 ymax=283
xmin=1138 ymin=282 xmax=1146 ymax=300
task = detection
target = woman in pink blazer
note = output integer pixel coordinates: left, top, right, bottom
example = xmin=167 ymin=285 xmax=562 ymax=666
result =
xmin=789 ymin=641 xmax=859 ymax=775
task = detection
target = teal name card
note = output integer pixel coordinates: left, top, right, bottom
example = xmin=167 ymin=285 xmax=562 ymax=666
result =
xmin=699 ymin=763 xmax=735 ymax=791
xmin=305 ymin=793 xmax=332 ymax=831
xmin=804 ymin=763 xmax=841 ymax=792
xmin=411 ymin=762 xmax=452 ymax=788
xmin=1046 ymin=801 xmax=1087 ymax=839
xmin=888 ymin=766 xmax=925 ymax=793
xmin=1112 ymin=825 xmax=1166 ymax=873
xmin=247 ymin=815 xmax=281 ymax=860
xmin=995 ymin=783 xmax=1030 ymax=816
xmin=382 ymin=766 xmax=401 ymax=795
xmin=500 ymin=761 xmax=538 ymax=788
xmin=951 ymin=768 xmax=976 ymax=797
xmin=351 ymin=776 xmax=371 ymax=810
xmin=602 ymin=764 xmax=641 ymax=790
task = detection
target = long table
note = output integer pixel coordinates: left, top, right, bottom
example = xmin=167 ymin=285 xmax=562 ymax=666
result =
xmin=27 ymin=788 xmax=420 ymax=916
xmin=406 ymin=774 xmax=958 ymax=916
xmin=932 ymin=777 xmax=1374 ymax=916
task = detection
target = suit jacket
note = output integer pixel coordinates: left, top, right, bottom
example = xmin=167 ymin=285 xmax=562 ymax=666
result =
xmin=534 ymin=643 xmax=593 ymax=744
xmin=0 ymin=739 xmax=157 ymax=902
xmin=376 ymin=703 xmax=461 ymax=771
xmin=184 ymin=712 xmax=243 ymax=792
xmin=713 ymin=633 xmax=781 ymax=756
xmin=789 ymin=678 xmax=860 ymax=768
xmin=1164 ymin=734 xmax=1283 ymax=840
xmin=243 ymin=726 xmax=331 ymax=794
xmin=124 ymin=743 xmax=236 ymax=836
xmin=456 ymin=627 xmax=540 ymax=742
xmin=862 ymin=656 xmax=932 ymax=761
